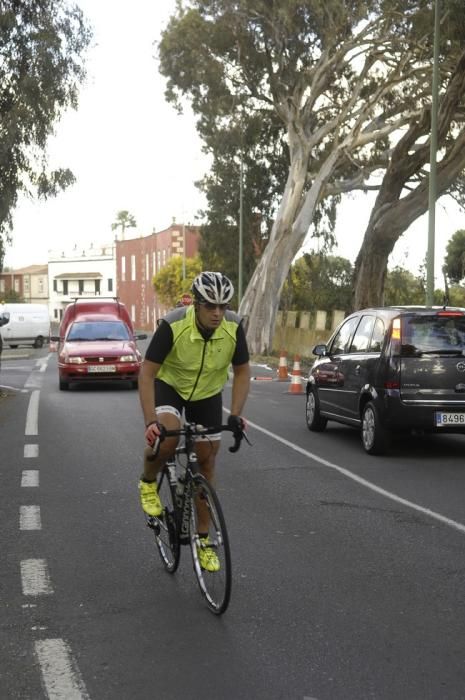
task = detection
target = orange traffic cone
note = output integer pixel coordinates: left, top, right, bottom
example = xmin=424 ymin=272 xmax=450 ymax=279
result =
xmin=287 ymin=372 xmax=304 ymax=395
xmin=291 ymin=354 xmax=302 ymax=377
xmin=277 ymin=350 xmax=289 ymax=381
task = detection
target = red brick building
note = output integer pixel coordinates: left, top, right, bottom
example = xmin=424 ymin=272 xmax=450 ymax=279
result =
xmin=115 ymin=222 xmax=200 ymax=331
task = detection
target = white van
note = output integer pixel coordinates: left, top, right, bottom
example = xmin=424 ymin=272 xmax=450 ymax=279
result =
xmin=0 ymin=304 xmax=51 ymax=349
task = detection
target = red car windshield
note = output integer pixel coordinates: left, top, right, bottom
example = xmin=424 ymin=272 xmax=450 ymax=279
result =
xmin=66 ymin=321 xmax=130 ymax=342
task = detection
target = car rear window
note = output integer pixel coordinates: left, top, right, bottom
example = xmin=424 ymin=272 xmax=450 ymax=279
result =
xmin=67 ymin=321 xmax=130 ymax=342
xmin=401 ymin=314 xmax=465 ymax=355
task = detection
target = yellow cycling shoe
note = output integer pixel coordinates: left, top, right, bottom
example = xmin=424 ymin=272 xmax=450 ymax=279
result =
xmin=139 ymin=479 xmax=163 ymax=517
xmin=197 ymin=537 xmax=220 ymax=572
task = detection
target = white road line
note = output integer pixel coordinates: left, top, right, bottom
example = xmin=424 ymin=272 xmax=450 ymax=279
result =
xmin=25 ymin=389 xmax=40 ymax=435
xmin=20 ymin=505 xmax=42 ymax=530
xmin=243 ymin=416 xmax=465 ymax=536
xmin=21 ymin=470 xmax=39 ymax=487
xmin=24 ymin=444 xmax=39 ymax=458
xmin=20 ymin=559 xmax=53 ymax=595
xmin=35 ymin=639 xmax=90 ymax=700
xmin=24 ymin=374 xmax=43 ymax=389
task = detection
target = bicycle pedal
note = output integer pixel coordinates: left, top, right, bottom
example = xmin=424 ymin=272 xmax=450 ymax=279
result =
xmin=146 ymin=516 xmax=161 ymax=533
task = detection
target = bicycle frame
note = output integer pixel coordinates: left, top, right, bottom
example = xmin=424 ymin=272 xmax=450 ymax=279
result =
xmin=147 ymin=421 xmax=249 ymax=614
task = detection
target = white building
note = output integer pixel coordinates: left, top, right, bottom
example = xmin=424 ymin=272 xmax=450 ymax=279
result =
xmin=48 ymin=243 xmax=117 ymax=321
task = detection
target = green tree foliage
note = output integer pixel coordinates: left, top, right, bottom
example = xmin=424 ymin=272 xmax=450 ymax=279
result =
xmin=383 ymin=267 xmax=425 ymax=306
xmin=1 ymin=289 xmax=23 ymax=303
xmin=111 ymin=210 xmax=137 ymax=240
xmin=443 ymin=230 xmax=465 ymax=284
xmin=198 ymin=112 xmax=288 ymax=292
xmin=283 ymin=254 xmax=353 ymax=312
xmin=153 ymin=255 xmax=202 ymax=308
xmin=0 ymin=1 xmax=92 ymax=270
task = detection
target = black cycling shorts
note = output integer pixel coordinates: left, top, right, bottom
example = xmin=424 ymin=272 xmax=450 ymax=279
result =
xmin=155 ymin=379 xmax=222 ymax=427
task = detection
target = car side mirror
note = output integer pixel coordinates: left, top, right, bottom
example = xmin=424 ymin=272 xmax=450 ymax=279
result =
xmin=312 ymin=344 xmax=328 ymax=357
xmin=0 ymin=315 xmax=8 ymax=327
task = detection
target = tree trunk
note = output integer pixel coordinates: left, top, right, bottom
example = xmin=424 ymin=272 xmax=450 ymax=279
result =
xmin=353 ymin=126 xmax=465 ymax=309
xmin=240 ymin=146 xmax=341 ymax=353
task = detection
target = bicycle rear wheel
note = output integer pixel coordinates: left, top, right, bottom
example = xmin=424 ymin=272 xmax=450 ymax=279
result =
xmin=149 ymin=466 xmax=180 ymax=573
xmin=189 ymin=474 xmax=232 ymax=614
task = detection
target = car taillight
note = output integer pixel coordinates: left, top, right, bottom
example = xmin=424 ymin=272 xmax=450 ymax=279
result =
xmin=389 ymin=317 xmax=402 ymax=354
xmin=384 ymin=381 xmax=400 ymax=389
xmin=436 ymin=310 xmax=464 ymax=317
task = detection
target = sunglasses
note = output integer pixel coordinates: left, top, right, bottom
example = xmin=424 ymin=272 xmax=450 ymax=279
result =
xmin=200 ymin=302 xmax=229 ymax=311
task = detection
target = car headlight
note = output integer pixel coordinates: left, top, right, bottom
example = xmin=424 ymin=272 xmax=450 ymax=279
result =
xmin=66 ymin=356 xmax=87 ymax=364
xmin=119 ymin=354 xmax=137 ymax=362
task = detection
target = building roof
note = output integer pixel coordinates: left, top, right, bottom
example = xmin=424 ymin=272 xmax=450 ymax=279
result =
xmin=7 ymin=265 xmax=48 ymax=274
xmin=54 ymin=272 xmax=103 ymax=280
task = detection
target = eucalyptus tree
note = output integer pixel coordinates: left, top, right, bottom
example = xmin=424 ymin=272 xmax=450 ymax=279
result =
xmin=160 ymin=0 xmax=465 ymax=352
xmin=0 ymin=0 xmax=92 ymax=270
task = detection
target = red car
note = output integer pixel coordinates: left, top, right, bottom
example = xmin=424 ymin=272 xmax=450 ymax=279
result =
xmin=53 ymin=314 xmax=147 ymax=390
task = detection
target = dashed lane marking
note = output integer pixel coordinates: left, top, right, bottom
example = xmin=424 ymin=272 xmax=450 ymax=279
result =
xmin=20 ymin=505 xmax=41 ymax=530
xmin=35 ymin=639 xmax=90 ymax=700
xmin=21 ymin=470 xmax=39 ymax=487
xmin=24 ymin=444 xmax=39 ymax=458
xmin=20 ymin=559 xmax=53 ymax=596
xmin=25 ymin=389 xmax=40 ymax=435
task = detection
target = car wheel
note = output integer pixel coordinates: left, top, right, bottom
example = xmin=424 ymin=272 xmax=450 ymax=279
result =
xmin=306 ymin=387 xmax=327 ymax=432
xmin=361 ymin=401 xmax=389 ymax=455
xmin=33 ymin=336 xmax=44 ymax=349
xmin=59 ymin=378 xmax=69 ymax=391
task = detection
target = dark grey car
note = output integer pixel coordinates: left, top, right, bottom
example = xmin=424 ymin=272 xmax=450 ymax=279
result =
xmin=305 ymin=306 xmax=465 ymax=454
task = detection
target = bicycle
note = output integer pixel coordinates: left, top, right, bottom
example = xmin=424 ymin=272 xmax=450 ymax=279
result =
xmin=145 ymin=422 xmax=249 ymax=615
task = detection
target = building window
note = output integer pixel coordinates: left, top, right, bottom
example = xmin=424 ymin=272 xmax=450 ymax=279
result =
xmin=131 ymin=255 xmax=136 ymax=281
xmin=146 ymin=254 xmax=149 ymax=281
xmin=53 ymin=279 xmax=57 ymax=292
xmin=14 ymin=278 xmax=20 ymax=292
xmin=162 ymin=250 xmax=166 ymax=267
xmin=54 ymin=309 xmax=58 ymax=319
xmin=63 ymin=280 xmax=68 ymax=295
xmin=146 ymin=305 xmax=150 ymax=324
xmin=0 ymin=279 xmax=4 ymax=292
xmin=131 ymin=304 xmax=136 ymax=322
xmin=79 ymin=280 xmax=84 ymax=295
xmin=95 ymin=279 xmax=101 ymax=294
xmin=152 ymin=252 xmax=156 ymax=275
xmin=108 ymin=278 xmax=113 ymax=292
xmin=157 ymin=251 xmax=161 ymax=270
xmin=24 ymin=277 xmax=30 ymax=292
xmin=38 ymin=278 xmax=44 ymax=293
xmin=121 ymin=256 xmax=126 ymax=281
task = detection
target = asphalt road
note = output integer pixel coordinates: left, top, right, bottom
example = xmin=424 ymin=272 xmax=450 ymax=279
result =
xmin=1 ymin=345 xmax=465 ymax=699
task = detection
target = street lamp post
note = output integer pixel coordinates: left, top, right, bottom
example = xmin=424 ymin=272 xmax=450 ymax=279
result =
xmin=238 ymin=153 xmax=244 ymax=305
xmin=426 ymin=0 xmax=440 ymax=306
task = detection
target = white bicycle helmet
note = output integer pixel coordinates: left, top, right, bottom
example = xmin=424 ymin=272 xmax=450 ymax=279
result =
xmin=192 ymin=271 xmax=234 ymax=304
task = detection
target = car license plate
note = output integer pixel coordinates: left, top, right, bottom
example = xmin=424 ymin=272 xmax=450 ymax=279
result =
xmin=88 ymin=365 xmax=116 ymax=373
xmin=435 ymin=412 xmax=465 ymax=426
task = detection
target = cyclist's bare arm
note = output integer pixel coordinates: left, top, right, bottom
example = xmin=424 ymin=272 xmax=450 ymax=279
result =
xmin=138 ymin=358 xmax=161 ymax=430
xmin=230 ymin=361 xmax=250 ymax=416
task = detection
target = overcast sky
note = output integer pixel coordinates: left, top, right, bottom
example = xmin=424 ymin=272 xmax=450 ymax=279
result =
xmin=4 ymin=0 xmax=463 ymax=282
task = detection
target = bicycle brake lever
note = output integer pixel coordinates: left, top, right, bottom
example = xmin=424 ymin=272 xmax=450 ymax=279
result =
xmin=228 ymin=429 xmax=252 ymax=453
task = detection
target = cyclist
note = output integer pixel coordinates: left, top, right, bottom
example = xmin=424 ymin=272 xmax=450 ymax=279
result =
xmin=138 ymin=271 xmax=250 ymax=571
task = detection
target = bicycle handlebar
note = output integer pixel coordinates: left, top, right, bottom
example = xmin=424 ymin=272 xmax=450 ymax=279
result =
xmin=151 ymin=422 xmax=250 ymax=457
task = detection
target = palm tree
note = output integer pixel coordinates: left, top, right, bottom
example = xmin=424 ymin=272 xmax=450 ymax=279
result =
xmin=111 ymin=210 xmax=137 ymax=240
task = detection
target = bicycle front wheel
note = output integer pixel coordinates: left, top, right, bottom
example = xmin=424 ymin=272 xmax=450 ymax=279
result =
xmin=151 ymin=466 xmax=180 ymax=573
xmin=189 ymin=474 xmax=232 ymax=614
